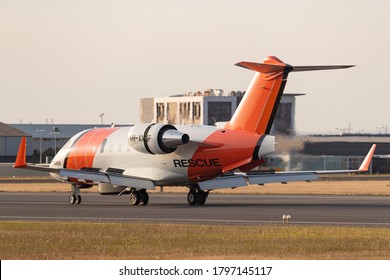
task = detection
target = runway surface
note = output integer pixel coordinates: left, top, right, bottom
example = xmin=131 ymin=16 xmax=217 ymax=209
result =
xmin=0 ymin=192 xmax=389 ymax=226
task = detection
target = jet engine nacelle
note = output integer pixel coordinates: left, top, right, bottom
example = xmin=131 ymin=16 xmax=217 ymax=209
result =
xmin=128 ymin=123 xmax=190 ymax=154
xmin=256 ymin=135 xmax=276 ymax=158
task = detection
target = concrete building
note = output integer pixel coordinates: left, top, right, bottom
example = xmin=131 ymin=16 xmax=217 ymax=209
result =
xmin=140 ymin=89 xmax=301 ymax=135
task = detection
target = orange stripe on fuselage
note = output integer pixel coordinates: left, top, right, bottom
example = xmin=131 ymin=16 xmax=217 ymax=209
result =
xmin=188 ymin=129 xmax=261 ymax=182
xmin=66 ymin=128 xmax=119 ymax=170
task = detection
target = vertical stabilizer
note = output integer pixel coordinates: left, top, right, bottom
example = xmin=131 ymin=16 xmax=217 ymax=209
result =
xmin=225 ymin=56 xmax=293 ymax=134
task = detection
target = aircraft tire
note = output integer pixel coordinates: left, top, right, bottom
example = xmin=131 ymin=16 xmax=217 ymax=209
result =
xmin=187 ymin=191 xmax=197 ymax=205
xmin=141 ymin=191 xmax=149 ymax=206
xmin=69 ymin=194 xmax=76 ymax=204
xmin=75 ymin=194 xmax=81 ymax=204
xmin=129 ymin=191 xmax=141 ymax=206
xmin=196 ymin=191 xmax=207 ymax=205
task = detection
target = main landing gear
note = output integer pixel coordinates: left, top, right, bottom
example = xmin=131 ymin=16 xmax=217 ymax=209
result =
xmin=117 ymin=187 xmax=150 ymax=206
xmin=69 ymin=184 xmax=81 ymax=205
xmin=129 ymin=188 xmax=149 ymax=206
xmin=69 ymin=193 xmax=81 ymax=204
xmin=187 ymin=184 xmax=208 ymax=206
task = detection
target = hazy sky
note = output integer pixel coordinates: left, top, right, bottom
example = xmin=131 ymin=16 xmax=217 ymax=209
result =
xmin=1 ymin=0 xmax=389 ymax=134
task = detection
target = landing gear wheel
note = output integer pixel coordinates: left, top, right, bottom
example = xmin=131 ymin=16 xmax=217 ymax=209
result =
xmin=74 ymin=194 xmax=81 ymax=204
xmin=69 ymin=184 xmax=81 ymax=205
xmin=187 ymin=191 xmax=197 ymax=205
xmin=129 ymin=191 xmax=141 ymax=206
xmin=69 ymin=193 xmax=81 ymax=204
xmin=140 ymin=191 xmax=149 ymax=206
xmin=196 ymin=191 xmax=207 ymax=205
xmin=69 ymin=194 xmax=76 ymax=204
xmin=187 ymin=184 xmax=209 ymax=206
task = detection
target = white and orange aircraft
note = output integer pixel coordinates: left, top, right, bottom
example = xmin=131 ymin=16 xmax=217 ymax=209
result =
xmin=13 ymin=56 xmax=376 ymax=206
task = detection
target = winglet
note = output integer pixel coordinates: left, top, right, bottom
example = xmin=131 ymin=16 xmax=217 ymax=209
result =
xmin=13 ymin=137 xmax=27 ymax=168
xmin=358 ymin=144 xmax=376 ymax=172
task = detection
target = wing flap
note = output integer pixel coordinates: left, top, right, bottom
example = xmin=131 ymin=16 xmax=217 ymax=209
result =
xmin=198 ymin=172 xmax=319 ymax=191
xmin=59 ymin=169 xmax=155 ymax=189
xmin=198 ymin=176 xmax=248 ymax=190
xmin=247 ymin=172 xmax=318 ymax=185
xmin=60 ymin=169 xmax=110 ymax=183
xmin=108 ymin=173 xmax=155 ymax=189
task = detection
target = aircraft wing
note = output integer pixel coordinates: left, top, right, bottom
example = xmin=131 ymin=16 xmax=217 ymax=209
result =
xmin=198 ymin=144 xmax=376 ymax=191
xmin=13 ymin=163 xmax=157 ymax=190
xmin=14 ymin=163 xmax=157 ymax=190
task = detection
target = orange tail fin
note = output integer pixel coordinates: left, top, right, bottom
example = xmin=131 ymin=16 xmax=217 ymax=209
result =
xmin=225 ymin=56 xmax=293 ymax=134
xmin=225 ymin=56 xmax=354 ymax=134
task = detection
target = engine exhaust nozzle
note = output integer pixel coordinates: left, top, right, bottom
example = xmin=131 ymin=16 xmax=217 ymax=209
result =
xmin=161 ymin=129 xmax=190 ymax=148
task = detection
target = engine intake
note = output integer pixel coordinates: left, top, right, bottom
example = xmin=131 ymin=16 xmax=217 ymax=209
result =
xmin=128 ymin=123 xmax=190 ymax=154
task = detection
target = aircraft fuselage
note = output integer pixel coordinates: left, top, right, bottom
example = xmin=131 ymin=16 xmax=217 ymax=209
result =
xmin=49 ymin=125 xmax=273 ymax=186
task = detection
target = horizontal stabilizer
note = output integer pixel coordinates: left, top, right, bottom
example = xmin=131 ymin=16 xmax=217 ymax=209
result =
xmin=235 ymin=61 xmax=355 ymax=74
xmin=292 ymin=65 xmax=355 ymax=72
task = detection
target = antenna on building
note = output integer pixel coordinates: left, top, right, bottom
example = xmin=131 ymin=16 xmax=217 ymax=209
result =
xmin=336 ymin=122 xmax=352 ymax=135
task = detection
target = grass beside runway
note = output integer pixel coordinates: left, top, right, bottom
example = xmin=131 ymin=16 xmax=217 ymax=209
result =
xmin=1 ymin=221 xmax=390 ymax=259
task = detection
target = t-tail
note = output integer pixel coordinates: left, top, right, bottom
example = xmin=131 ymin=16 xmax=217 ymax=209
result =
xmin=225 ymin=56 xmax=354 ymax=134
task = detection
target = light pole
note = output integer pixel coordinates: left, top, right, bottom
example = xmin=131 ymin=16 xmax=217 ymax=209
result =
xmin=50 ymin=131 xmax=60 ymax=155
xmin=99 ymin=113 xmax=104 ymax=125
xmin=36 ymin=129 xmax=45 ymax=164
